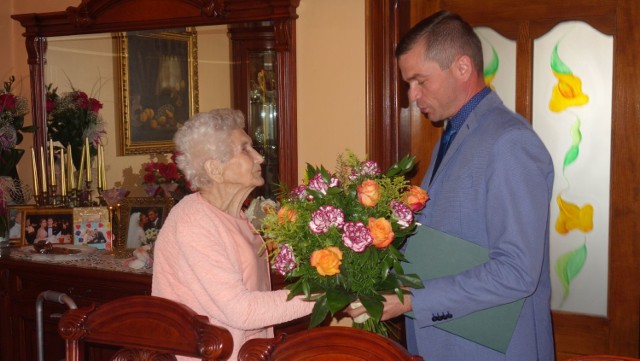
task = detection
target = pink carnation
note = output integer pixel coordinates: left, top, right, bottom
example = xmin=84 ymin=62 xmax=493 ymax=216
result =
xmin=349 ymin=160 xmax=381 ymax=180
xmin=290 ymin=185 xmax=308 ymax=200
xmin=341 ymin=222 xmax=373 ymax=252
xmin=309 ymin=205 xmax=345 ymax=234
xmin=390 ymin=200 xmax=413 ymax=229
xmin=308 ymin=173 xmax=339 ymax=195
xmin=273 ymin=244 xmax=297 ymax=276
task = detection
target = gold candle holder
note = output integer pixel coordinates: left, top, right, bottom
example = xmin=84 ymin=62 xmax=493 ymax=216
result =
xmin=47 ymin=184 xmax=58 ymax=207
xmin=80 ymin=180 xmax=93 ymax=207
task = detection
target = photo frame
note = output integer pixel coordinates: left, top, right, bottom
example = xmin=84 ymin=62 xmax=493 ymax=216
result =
xmin=22 ymin=207 xmax=74 ymax=246
xmin=118 ymin=197 xmax=175 ymax=250
xmin=7 ymin=205 xmax=31 ymax=246
xmin=73 ymin=207 xmax=111 ymax=249
xmin=116 ymin=27 xmax=199 ymax=155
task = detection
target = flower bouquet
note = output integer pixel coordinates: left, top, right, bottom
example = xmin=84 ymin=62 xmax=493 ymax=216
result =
xmin=0 ymin=76 xmax=35 ymax=177
xmin=142 ymin=152 xmax=192 ymax=200
xmin=262 ymin=151 xmax=428 ymax=336
xmin=144 ymin=227 xmax=159 ymax=245
xmin=46 ymin=84 xmax=106 ymax=169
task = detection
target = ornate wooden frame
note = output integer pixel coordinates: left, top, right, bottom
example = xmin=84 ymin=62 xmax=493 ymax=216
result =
xmin=12 ymin=0 xmax=301 ymax=190
xmin=117 ymin=196 xmax=174 ymax=250
xmin=116 ymin=27 xmax=200 ymax=155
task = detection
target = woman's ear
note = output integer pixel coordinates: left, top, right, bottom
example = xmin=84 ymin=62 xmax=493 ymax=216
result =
xmin=204 ymin=159 xmax=224 ymax=184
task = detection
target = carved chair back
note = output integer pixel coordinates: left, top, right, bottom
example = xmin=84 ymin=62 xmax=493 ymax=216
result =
xmin=238 ymin=326 xmax=423 ymax=361
xmin=58 ymin=295 xmax=233 ymax=361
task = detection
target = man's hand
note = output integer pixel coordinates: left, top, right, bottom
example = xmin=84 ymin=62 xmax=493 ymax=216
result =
xmin=345 ymin=293 xmax=413 ymax=321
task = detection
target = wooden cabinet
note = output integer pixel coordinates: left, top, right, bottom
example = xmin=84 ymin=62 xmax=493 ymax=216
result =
xmin=0 ymin=252 xmax=307 ymax=361
xmin=0 ymin=255 xmax=151 ymax=361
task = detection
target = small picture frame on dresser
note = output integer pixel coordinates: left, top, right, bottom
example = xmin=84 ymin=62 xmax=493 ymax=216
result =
xmin=22 ymin=207 xmax=74 ymax=246
xmin=73 ymin=207 xmax=111 ymax=250
xmin=6 ymin=205 xmax=30 ymax=246
xmin=118 ymin=197 xmax=174 ymax=250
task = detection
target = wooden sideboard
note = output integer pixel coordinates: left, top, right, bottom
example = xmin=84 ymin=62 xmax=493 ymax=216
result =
xmin=0 ymin=249 xmax=312 ymax=361
xmin=0 ymin=252 xmax=152 ymax=361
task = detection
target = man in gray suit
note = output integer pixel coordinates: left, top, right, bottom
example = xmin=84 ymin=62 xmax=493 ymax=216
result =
xmin=351 ymin=10 xmax=555 ymax=360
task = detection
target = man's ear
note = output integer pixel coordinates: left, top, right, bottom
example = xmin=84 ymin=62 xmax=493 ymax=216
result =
xmin=452 ymin=55 xmax=473 ymax=81
xmin=204 ymin=159 xmax=224 ymax=183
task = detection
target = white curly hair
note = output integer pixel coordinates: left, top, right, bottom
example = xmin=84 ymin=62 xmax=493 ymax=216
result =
xmin=173 ymin=108 xmax=246 ymax=190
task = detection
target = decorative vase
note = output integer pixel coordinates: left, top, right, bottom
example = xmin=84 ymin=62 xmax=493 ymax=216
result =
xmin=0 ymin=148 xmax=24 ymax=179
xmin=144 ymin=184 xmax=160 ymax=197
xmin=159 ymin=182 xmax=178 ymax=199
xmin=70 ymin=145 xmax=84 ymax=171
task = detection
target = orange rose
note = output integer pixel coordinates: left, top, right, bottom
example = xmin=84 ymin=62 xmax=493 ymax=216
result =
xmin=310 ymin=246 xmax=343 ymax=276
xmin=403 ymin=185 xmax=429 ymax=212
xmin=277 ymin=206 xmax=297 ymax=223
xmin=357 ymin=179 xmax=381 ymax=207
xmin=368 ymin=217 xmax=394 ymax=248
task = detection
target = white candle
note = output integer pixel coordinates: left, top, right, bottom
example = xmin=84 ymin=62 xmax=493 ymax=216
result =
xmin=66 ymin=144 xmax=75 ymax=191
xmin=31 ymin=147 xmax=39 ymax=196
xmin=77 ymin=142 xmax=85 ymax=187
xmin=60 ymin=149 xmax=66 ymax=196
xmin=85 ymin=138 xmax=91 ymax=183
xmin=100 ymin=144 xmax=107 ymax=189
xmin=40 ymin=146 xmax=47 ymax=190
xmin=49 ymin=139 xmax=56 ymax=186
xmin=97 ymin=143 xmax=102 ymax=188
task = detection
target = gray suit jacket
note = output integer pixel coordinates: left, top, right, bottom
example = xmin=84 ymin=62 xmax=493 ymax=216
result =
xmin=408 ymin=91 xmax=555 ymax=360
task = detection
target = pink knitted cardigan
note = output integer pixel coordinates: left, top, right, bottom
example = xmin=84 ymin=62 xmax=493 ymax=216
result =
xmin=152 ymin=193 xmax=314 ymax=360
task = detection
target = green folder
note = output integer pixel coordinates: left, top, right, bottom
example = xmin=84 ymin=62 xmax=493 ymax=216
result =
xmin=401 ymin=225 xmax=524 ymax=353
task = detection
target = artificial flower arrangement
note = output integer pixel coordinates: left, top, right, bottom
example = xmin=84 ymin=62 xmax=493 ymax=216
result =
xmin=0 ymin=76 xmax=35 ymax=235
xmin=262 ymin=151 xmax=429 ymax=336
xmin=142 ymin=152 xmax=192 ymax=200
xmin=0 ymin=76 xmax=32 ymax=149
xmin=46 ymin=84 xmax=106 ymax=169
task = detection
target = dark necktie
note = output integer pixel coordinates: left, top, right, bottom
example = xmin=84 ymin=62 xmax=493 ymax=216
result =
xmin=431 ymin=122 xmax=457 ymax=182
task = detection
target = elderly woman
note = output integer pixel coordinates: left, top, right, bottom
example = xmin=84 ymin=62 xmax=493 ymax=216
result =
xmin=151 ymin=109 xmax=313 ymax=360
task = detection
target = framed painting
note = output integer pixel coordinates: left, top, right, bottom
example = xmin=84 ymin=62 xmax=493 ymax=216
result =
xmin=22 ymin=207 xmax=74 ymax=246
xmin=116 ymin=27 xmax=199 ymax=155
xmin=118 ymin=197 xmax=174 ymax=250
xmin=73 ymin=207 xmax=111 ymax=249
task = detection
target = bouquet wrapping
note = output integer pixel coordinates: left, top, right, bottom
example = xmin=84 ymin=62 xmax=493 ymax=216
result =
xmin=262 ymin=151 xmax=428 ymax=335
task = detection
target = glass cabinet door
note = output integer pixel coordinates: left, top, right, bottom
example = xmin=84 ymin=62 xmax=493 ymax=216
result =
xmin=247 ymin=51 xmax=278 ymax=198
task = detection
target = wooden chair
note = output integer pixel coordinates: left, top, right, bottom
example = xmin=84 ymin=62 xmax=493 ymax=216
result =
xmin=564 ymin=356 xmax=640 ymax=361
xmin=238 ymin=326 xmax=423 ymax=361
xmin=58 ymin=295 xmax=233 ymax=361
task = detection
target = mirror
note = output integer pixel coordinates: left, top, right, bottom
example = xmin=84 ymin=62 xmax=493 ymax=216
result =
xmin=44 ymin=25 xmax=233 ymax=195
xmin=12 ymin=0 xmax=300 ymax=199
